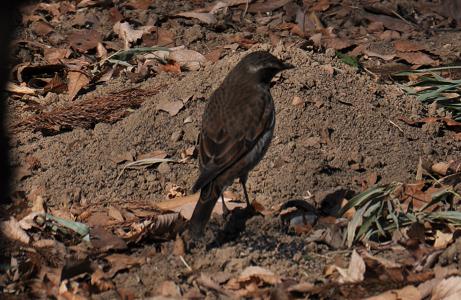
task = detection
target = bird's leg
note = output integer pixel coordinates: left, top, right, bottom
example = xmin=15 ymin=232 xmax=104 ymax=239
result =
xmin=240 ymin=175 xmax=252 ymax=208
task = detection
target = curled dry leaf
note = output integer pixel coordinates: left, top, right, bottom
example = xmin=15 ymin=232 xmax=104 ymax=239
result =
xmin=169 ymin=49 xmax=206 ymax=71
xmin=238 ymin=266 xmax=281 ymax=285
xmin=113 ymin=21 xmax=154 ymax=49
xmin=335 ymin=250 xmax=365 ymax=284
xmin=1 ymin=217 xmax=30 ymax=244
xmin=6 ymin=82 xmax=38 ymax=95
xmin=67 ymin=71 xmax=90 ymax=100
xmin=431 ymin=276 xmax=461 ymax=300
xmin=434 ymin=231 xmax=453 ymax=249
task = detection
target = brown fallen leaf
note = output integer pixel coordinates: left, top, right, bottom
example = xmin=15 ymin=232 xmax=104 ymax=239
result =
xmin=431 ymin=276 xmax=461 ymax=300
xmin=113 ymin=21 xmax=154 ymax=49
xmin=105 ymin=254 xmax=145 ymax=278
xmin=68 ymin=29 xmax=101 ymax=53
xmin=396 ymin=52 xmax=438 ymax=66
xmin=364 ymin=285 xmax=421 ymax=300
xmin=394 ymin=40 xmax=426 ymax=52
xmin=205 ymin=47 xmax=224 ymax=63
xmin=108 ymin=206 xmax=124 ymax=222
xmin=5 ymin=82 xmax=38 ymax=95
xmin=169 ymin=49 xmax=206 ymax=71
xmin=91 ymin=267 xmax=115 ymax=292
xmin=434 ymin=231 xmax=453 ymax=249
xmin=363 ymin=12 xmax=413 ymax=33
xmin=247 ymin=0 xmax=292 ymax=13
xmin=175 ymin=12 xmax=216 ymax=24
xmin=1 ymin=217 xmax=30 ymax=244
xmin=44 ymin=48 xmax=71 ymax=64
xmin=67 ymin=71 xmax=90 ymax=100
xmin=237 ymin=266 xmax=281 ymax=285
xmin=363 ymin=49 xmax=395 ymax=61
xmin=335 ymin=250 xmax=365 ymax=284
xmin=161 ymin=62 xmax=181 ymax=74
xmin=157 ymin=99 xmax=184 ymax=116
xmin=90 ymin=226 xmax=127 ymax=252
xmin=157 ymin=280 xmax=181 ymax=297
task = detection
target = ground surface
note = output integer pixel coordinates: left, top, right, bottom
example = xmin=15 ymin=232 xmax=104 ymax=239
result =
xmin=3 ymin=0 xmax=461 ymax=299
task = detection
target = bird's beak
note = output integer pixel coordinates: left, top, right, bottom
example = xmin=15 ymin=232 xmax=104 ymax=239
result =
xmin=282 ymin=62 xmax=295 ymax=70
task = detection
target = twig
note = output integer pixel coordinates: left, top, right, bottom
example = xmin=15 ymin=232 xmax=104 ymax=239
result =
xmin=242 ymin=0 xmax=249 ymax=19
xmin=180 ymin=255 xmax=192 ymax=272
xmin=391 ymin=10 xmax=414 ymax=27
xmin=389 ymin=120 xmax=404 ymax=134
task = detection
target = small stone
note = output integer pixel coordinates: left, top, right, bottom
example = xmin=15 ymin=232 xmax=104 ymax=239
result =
xmin=183 ymin=116 xmax=193 ymax=124
xmin=184 ymin=24 xmax=203 ymax=44
xmin=158 ymin=162 xmax=171 ymax=174
xmin=325 ymin=48 xmax=336 ymax=58
xmin=292 ymin=96 xmax=304 ymax=106
xmin=171 ymin=130 xmax=183 ymax=142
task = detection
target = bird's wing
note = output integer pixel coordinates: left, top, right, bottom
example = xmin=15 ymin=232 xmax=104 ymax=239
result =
xmin=192 ymin=87 xmax=273 ymax=192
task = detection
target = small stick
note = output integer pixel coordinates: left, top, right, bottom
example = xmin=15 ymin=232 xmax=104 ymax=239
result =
xmin=389 ymin=120 xmax=404 ymax=134
xmin=180 ymin=255 xmax=193 ymax=272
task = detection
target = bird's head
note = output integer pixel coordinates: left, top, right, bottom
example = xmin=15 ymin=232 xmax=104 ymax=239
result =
xmin=233 ymin=51 xmax=294 ymax=84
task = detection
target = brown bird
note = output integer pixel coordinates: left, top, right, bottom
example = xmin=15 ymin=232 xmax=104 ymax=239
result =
xmin=189 ymin=51 xmax=293 ymax=238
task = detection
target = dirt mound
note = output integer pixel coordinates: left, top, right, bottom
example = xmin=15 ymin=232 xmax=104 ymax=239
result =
xmin=13 ymin=45 xmax=455 ymax=210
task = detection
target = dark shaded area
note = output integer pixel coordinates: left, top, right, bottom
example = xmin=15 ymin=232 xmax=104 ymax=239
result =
xmin=0 ymin=2 xmax=28 ymax=205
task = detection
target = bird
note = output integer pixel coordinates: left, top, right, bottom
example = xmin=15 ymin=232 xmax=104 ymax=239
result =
xmin=188 ymin=51 xmax=293 ymax=238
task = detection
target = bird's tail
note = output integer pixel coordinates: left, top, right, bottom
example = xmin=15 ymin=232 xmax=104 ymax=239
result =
xmin=189 ymin=181 xmax=221 ymax=238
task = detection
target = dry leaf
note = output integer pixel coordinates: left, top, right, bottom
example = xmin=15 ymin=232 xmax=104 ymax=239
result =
xmin=434 ymin=231 xmax=453 ymax=249
xmin=44 ymin=48 xmax=71 ymax=64
xmin=238 ymin=266 xmax=281 ymax=285
xmin=91 ymin=267 xmax=114 ymax=291
xmin=431 ymin=277 xmax=461 ymax=300
xmin=68 ymin=29 xmax=102 ymax=53
xmin=113 ymin=21 xmax=154 ymax=49
xmin=173 ymin=235 xmax=185 ymax=256
xmin=397 ymin=52 xmax=438 ymax=66
xmin=363 ymin=49 xmax=395 ymax=61
xmin=157 ymin=99 xmax=184 ymax=116
xmin=335 ymin=250 xmax=365 ymax=284
xmin=67 ymin=71 xmax=90 ymax=100
xmin=6 ymin=82 xmax=38 ymax=95
xmin=169 ymin=49 xmax=206 ymax=71
xmin=432 ymin=162 xmax=450 ymax=176
xmin=340 ymin=198 xmax=356 ymax=220
xmin=157 ymin=280 xmax=181 ymax=297
xmin=364 ymin=285 xmax=421 ymax=300
xmin=108 ymin=206 xmax=124 ymax=222
xmin=247 ymin=0 xmax=292 ymax=13
xmin=161 ymin=62 xmax=181 ymax=74
xmin=105 ymin=254 xmax=145 ymax=278
xmin=90 ymin=226 xmax=127 ymax=251
xmin=394 ymin=40 xmax=426 ymax=52
xmin=1 ymin=217 xmax=30 ymax=244
xmin=205 ymin=48 xmax=224 ymax=62
xmin=175 ymin=12 xmax=217 ymax=24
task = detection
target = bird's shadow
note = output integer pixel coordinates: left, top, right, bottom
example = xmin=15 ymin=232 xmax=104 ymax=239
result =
xmin=206 ymin=207 xmax=258 ymax=250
